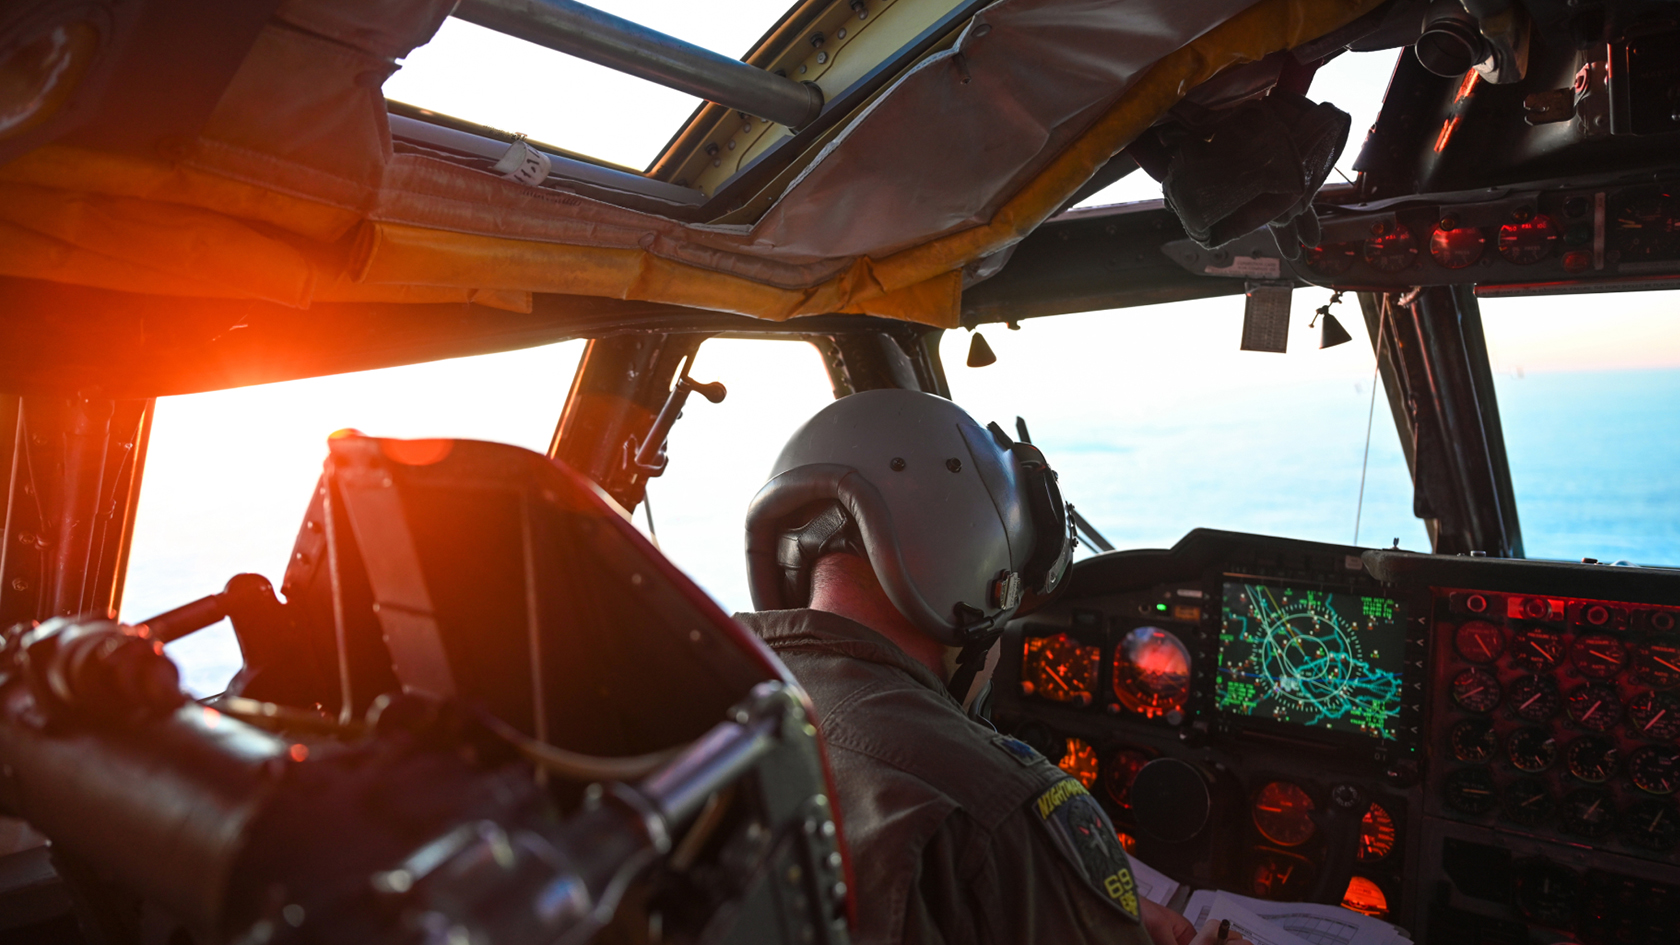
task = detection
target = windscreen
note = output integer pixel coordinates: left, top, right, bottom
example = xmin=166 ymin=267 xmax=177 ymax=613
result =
xmin=1215 ymin=580 xmax=1406 ymax=740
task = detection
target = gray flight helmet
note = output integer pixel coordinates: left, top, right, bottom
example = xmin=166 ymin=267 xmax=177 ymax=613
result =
xmin=745 ymin=389 xmax=1073 ymax=646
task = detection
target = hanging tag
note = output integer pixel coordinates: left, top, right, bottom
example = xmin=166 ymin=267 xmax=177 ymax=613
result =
xmin=493 ymin=137 xmax=551 ymax=186
xmin=1240 ymin=281 xmax=1292 ymax=353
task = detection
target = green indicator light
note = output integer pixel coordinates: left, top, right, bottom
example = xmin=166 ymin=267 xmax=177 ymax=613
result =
xmin=1156 ymin=603 xmax=1168 ymax=612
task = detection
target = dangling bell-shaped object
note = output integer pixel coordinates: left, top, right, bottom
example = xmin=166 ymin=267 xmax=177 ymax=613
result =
xmin=967 ymin=332 xmax=998 ymax=367
xmin=1319 ymin=313 xmax=1353 ymax=349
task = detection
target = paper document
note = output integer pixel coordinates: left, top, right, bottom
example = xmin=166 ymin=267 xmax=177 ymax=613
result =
xmin=1185 ymin=890 xmax=1410 ymax=945
xmin=1127 ymin=854 xmax=1181 ymax=907
xmin=1180 ymin=891 xmax=1311 ymax=945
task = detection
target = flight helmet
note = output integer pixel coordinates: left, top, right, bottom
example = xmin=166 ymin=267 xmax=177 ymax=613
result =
xmin=745 ymin=389 xmax=1074 ymax=646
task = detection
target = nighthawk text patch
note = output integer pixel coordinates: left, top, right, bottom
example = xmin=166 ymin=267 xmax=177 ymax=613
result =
xmin=1033 ymin=778 xmax=1140 ymax=921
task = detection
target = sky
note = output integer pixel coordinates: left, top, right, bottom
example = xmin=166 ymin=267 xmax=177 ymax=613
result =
xmin=125 ymin=10 xmax=1680 ymax=694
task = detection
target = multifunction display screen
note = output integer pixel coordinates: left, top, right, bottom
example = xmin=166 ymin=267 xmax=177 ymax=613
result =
xmin=1216 ymin=580 xmax=1406 ymax=741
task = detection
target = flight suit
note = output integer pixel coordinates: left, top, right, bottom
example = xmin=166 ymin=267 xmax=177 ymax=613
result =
xmin=736 ymin=608 xmax=1153 ymax=945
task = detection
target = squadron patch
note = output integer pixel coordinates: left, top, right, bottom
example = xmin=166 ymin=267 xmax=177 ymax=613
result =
xmin=1032 ymin=777 xmax=1141 ymax=921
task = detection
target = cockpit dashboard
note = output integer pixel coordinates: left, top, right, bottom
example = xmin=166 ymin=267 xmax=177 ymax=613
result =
xmin=994 ymin=529 xmax=1680 ymax=943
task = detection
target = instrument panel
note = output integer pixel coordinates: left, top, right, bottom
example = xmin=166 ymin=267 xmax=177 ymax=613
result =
xmin=991 ymin=529 xmax=1680 ymax=942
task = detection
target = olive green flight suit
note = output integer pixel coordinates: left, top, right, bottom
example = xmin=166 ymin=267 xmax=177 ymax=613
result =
xmin=736 ymin=609 xmax=1153 ymax=945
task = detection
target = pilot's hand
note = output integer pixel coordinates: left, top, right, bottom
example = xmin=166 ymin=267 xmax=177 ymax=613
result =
xmin=1187 ymin=919 xmax=1254 ymax=945
xmin=1140 ymin=899 xmax=1196 ymax=945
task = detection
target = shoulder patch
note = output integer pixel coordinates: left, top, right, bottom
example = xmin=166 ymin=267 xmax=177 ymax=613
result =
xmin=991 ymin=734 xmax=1048 ymax=767
xmin=1032 ymin=778 xmax=1141 ymax=921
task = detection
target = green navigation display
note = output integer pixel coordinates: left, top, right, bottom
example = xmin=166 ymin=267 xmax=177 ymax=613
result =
xmin=1216 ymin=581 xmax=1405 ymax=741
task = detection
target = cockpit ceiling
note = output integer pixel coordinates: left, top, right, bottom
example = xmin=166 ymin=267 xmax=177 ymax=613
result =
xmin=0 ymin=0 xmax=1381 ymax=330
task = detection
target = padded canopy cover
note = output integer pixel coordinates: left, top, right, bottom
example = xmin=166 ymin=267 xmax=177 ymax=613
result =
xmin=0 ymin=0 xmax=1379 ymax=336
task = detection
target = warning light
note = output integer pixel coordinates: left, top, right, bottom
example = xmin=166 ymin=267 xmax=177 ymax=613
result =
xmin=1156 ymin=603 xmax=1169 ymax=612
xmin=1341 ymin=876 xmax=1389 ymax=917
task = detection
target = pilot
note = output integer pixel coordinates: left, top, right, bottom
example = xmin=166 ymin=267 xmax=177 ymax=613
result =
xmin=737 ymin=389 xmax=1249 ymax=945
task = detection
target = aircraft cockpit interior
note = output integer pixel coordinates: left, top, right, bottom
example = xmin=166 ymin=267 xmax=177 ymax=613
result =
xmin=0 ymin=0 xmax=1676 ymax=942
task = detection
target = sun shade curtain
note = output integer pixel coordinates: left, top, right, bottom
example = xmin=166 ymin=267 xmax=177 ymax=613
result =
xmin=0 ymin=0 xmax=1384 ymax=328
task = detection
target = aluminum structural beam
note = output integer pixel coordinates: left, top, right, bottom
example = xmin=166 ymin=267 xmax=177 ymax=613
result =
xmin=453 ymin=0 xmax=824 ymax=130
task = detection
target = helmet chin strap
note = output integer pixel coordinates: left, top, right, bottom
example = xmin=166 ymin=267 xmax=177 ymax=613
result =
xmin=946 ymin=623 xmax=1003 ymax=704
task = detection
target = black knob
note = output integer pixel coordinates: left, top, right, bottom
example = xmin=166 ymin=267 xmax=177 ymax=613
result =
xmin=1130 ymin=758 xmax=1210 ymax=843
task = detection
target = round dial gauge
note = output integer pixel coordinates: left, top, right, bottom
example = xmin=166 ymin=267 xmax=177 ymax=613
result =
xmin=1623 ymin=799 xmax=1680 ymax=852
xmin=1445 ymin=767 xmax=1499 ymax=815
xmin=1253 ymin=781 xmax=1317 ymax=847
xmin=1628 ymin=745 xmax=1680 ymax=795
xmin=1104 ymin=749 xmax=1151 ymax=812
xmin=1357 ymin=803 xmax=1396 ymax=861
xmin=1451 ymin=719 xmax=1499 ymax=763
xmin=1566 ymin=737 xmax=1620 ymax=783
xmin=1508 ymin=674 xmax=1561 ymax=722
xmin=1570 ymin=633 xmax=1627 ymax=680
xmin=1022 ymin=633 xmax=1100 ymax=705
xmin=1506 ymin=726 xmax=1559 ymax=773
xmin=1112 ymin=626 xmax=1191 ymax=719
xmin=1559 ymin=788 xmax=1617 ymax=838
xmin=1612 ymin=187 xmax=1680 ymax=263
xmin=1452 ymin=668 xmax=1503 ymax=713
xmin=1303 ymin=241 xmax=1357 ymax=276
xmin=1633 ymin=636 xmax=1680 ymax=689
xmin=1454 ymin=620 xmax=1504 ymax=663
xmin=1497 ymin=214 xmax=1561 ymax=265
xmin=1429 ymin=225 xmax=1487 ymax=269
xmin=1057 ymin=737 xmax=1100 ymax=790
xmin=1511 ymin=627 xmax=1566 ymax=671
xmin=1566 ymin=683 xmax=1624 ymax=731
xmin=1502 ymin=777 xmax=1554 ymax=826
xmin=1362 ymin=224 xmax=1419 ymax=273
xmin=1627 ymin=690 xmax=1680 ymax=740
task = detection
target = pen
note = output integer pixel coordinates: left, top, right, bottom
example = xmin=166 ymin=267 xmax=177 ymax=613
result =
xmin=1216 ymin=919 xmax=1231 ymax=945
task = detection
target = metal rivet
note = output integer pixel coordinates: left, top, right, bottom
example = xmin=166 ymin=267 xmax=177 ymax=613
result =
xmin=816 ymin=51 xmax=828 ymax=64
xmin=890 ymin=457 xmax=906 ymax=471
xmin=945 ymin=458 xmax=962 ymax=473
xmin=837 ymin=27 xmax=847 ymax=39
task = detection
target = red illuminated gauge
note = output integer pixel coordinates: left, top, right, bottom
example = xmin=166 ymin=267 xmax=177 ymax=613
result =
xmin=1022 ymin=633 xmax=1100 ymax=705
xmin=1250 ymin=850 xmax=1315 ymax=900
xmin=1253 ymin=781 xmax=1317 ymax=847
xmin=1567 ymin=737 xmax=1619 ymax=783
xmin=1454 ymin=619 xmax=1504 ymax=663
xmin=1566 ymin=683 xmax=1623 ymax=731
xmin=1629 ymin=745 xmax=1680 ymax=795
xmin=1362 ymin=224 xmax=1419 ymax=273
xmin=1634 ymin=636 xmax=1680 ymax=689
xmin=1303 ymin=241 xmax=1358 ymax=276
xmin=1510 ymin=626 xmax=1566 ymax=672
xmin=1451 ymin=667 xmax=1502 ymax=713
xmin=1627 ymin=690 xmax=1680 ymax=740
xmin=1429 ymin=224 xmax=1486 ymax=269
xmin=1057 ymin=737 xmax=1100 ymax=789
xmin=1357 ymin=803 xmax=1396 ymax=861
xmin=1341 ymin=876 xmax=1390 ymax=918
xmin=1113 ymin=626 xmax=1191 ymax=719
xmin=1570 ymin=633 xmax=1627 ymax=679
xmin=1104 ymin=749 xmax=1151 ymax=812
xmin=1509 ymin=674 xmax=1561 ymax=722
xmin=1506 ymin=726 xmax=1559 ymax=773
xmin=1497 ymin=213 xmax=1561 ymax=264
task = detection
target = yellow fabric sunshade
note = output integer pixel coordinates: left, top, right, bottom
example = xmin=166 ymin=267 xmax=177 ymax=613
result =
xmin=0 ymin=0 xmax=1380 ymax=328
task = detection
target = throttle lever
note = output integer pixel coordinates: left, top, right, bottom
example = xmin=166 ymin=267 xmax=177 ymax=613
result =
xmin=626 ymin=372 xmax=728 ymax=476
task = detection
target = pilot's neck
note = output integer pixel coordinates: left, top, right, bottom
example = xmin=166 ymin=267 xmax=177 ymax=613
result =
xmin=808 ymin=552 xmax=959 ymax=682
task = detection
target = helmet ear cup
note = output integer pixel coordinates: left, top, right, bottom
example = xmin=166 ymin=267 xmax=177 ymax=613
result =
xmin=1012 ymin=442 xmax=1074 ymax=596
